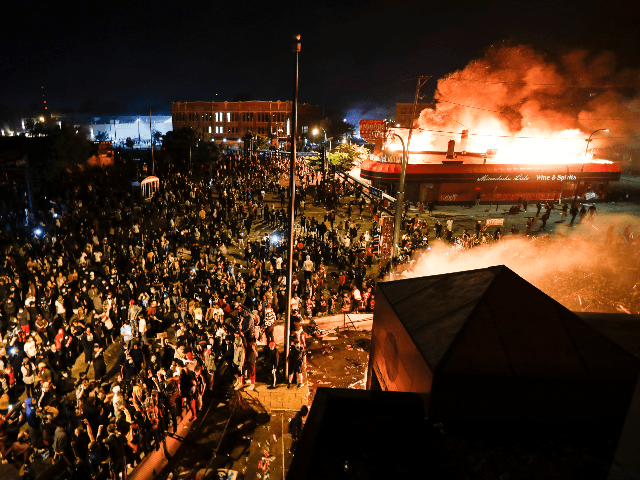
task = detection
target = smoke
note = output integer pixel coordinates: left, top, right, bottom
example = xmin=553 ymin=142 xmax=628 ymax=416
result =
xmin=413 ymin=45 xmax=640 ymax=157
xmin=397 ymin=213 xmax=640 ymax=314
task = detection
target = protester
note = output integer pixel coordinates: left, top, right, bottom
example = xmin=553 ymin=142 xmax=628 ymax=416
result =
xmin=0 ymin=151 xmax=391 ymax=478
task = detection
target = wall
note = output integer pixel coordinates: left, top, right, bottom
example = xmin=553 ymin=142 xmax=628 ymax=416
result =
xmin=367 ymin=285 xmax=433 ymax=398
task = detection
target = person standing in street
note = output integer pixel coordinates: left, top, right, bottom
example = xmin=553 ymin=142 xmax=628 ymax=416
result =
xmin=288 ymin=405 xmax=309 ymax=453
xmin=287 ymin=339 xmax=304 ymax=389
xmin=265 ymin=342 xmax=279 ymax=388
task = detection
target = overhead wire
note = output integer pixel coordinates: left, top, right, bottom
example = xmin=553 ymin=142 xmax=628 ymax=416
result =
xmin=436 ymin=99 xmax=639 ymax=121
xmin=445 ymin=76 xmax=640 ymax=88
xmin=389 ymin=125 xmax=627 ymax=141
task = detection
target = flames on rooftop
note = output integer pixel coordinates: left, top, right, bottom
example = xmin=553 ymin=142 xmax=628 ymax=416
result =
xmin=386 ymin=45 xmax=640 ymax=165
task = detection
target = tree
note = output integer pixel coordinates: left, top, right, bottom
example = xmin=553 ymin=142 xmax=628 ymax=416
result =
xmin=163 ymin=126 xmax=219 ymax=170
xmin=125 ymin=137 xmax=134 ymax=149
xmin=328 ymin=143 xmax=369 ymax=173
xmin=243 ymin=131 xmax=270 ymax=151
xmin=328 ymin=120 xmax=355 ymax=143
xmin=193 ymin=140 xmax=220 ymax=167
xmin=305 ymin=150 xmax=324 ymax=172
xmin=95 ymin=131 xmax=109 ymax=141
xmin=41 ymin=123 xmax=94 ymax=182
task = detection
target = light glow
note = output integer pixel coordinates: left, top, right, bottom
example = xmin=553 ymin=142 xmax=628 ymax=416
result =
xmin=397 ymin=45 xmax=636 ymax=166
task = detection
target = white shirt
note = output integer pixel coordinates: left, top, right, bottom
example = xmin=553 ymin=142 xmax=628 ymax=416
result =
xmin=24 ymin=340 xmax=37 ymax=358
xmin=303 ymin=258 xmax=314 ymax=272
xmin=55 ymin=299 xmax=66 ymax=314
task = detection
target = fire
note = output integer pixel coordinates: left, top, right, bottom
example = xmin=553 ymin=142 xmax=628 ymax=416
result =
xmin=491 ymin=129 xmax=589 ymax=164
xmin=389 ymin=45 xmax=640 ymax=165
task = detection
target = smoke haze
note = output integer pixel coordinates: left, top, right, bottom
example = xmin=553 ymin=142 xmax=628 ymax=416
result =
xmin=399 ymin=213 xmax=640 ymax=314
xmin=412 ymin=45 xmax=640 ymax=156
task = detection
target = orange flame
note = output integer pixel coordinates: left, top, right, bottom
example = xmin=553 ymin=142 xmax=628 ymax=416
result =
xmin=391 ymin=45 xmax=640 ymax=165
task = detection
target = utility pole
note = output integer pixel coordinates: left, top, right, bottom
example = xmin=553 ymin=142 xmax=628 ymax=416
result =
xmin=149 ymin=109 xmax=154 ymax=175
xmin=392 ymin=75 xmax=430 ymax=263
xmin=285 ymin=34 xmax=301 ymax=379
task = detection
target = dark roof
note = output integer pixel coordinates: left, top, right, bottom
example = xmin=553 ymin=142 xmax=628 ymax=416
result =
xmin=577 ymin=312 xmax=640 ymax=359
xmin=377 ymin=266 xmax=498 ymax=371
xmin=286 ymin=388 xmax=430 ymax=480
xmin=286 ymin=387 xmax=622 ymax=480
xmin=377 ymin=266 xmax=640 ymax=383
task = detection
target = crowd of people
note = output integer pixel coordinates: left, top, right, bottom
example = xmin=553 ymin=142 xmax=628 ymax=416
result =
xmin=0 ymin=152 xmax=387 ymax=479
xmin=0 ymin=145 xmax=635 ymax=479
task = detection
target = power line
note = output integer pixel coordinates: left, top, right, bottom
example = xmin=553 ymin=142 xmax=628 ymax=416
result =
xmin=401 ymin=126 xmax=627 ymax=141
xmin=436 ymin=99 xmax=639 ymax=121
xmin=445 ymin=76 xmax=640 ymax=88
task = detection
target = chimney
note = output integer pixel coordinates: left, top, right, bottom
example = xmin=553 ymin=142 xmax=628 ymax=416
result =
xmin=446 ymin=139 xmax=456 ymax=159
xmin=460 ymin=130 xmax=468 ymax=154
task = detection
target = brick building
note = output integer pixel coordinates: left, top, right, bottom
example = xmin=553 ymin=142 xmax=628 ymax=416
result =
xmin=395 ymin=102 xmax=435 ymax=128
xmin=171 ymin=100 xmax=323 ymax=148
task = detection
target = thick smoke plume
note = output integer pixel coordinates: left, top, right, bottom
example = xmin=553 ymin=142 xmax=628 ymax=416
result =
xmin=399 ymin=214 xmax=640 ymax=314
xmin=413 ymin=45 xmax=640 ymax=158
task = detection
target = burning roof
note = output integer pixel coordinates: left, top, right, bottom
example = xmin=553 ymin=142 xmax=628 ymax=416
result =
xmin=386 ymin=45 xmax=640 ymax=165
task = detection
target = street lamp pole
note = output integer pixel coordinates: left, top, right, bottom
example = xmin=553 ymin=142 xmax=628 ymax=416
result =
xmin=284 ymin=34 xmax=301 ymax=379
xmin=313 ymin=126 xmax=329 ymax=182
xmin=574 ymin=128 xmax=609 ymax=201
xmin=585 ymin=128 xmax=609 ymax=156
xmin=388 ymin=75 xmax=430 ymax=268
xmin=390 ymin=133 xmax=407 ymax=261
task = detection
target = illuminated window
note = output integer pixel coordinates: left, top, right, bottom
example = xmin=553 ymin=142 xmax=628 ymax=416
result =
xmin=208 ymin=126 xmax=212 ymax=133
xmin=227 ymin=112 xmax=230 ymax=122
xmin=302 ymin=126 xmax=308 ymax=133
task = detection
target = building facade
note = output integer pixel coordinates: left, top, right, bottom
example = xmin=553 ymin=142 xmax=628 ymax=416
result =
xmin=171 ymin=100 xmax=323 ymax=148
xmin=395 ymin=102 xmax=434 ymax=128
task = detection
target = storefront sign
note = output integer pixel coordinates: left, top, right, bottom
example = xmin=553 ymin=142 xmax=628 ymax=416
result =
xmin=359 ymin=119 xmax=386 ymax=142
xmin=476 ymin=174 xmax=577 ymax=182
xmin=369 ymin=187 xmax=383 ymax=199
xmin=477 ymin=174 xmax=529 ymax=182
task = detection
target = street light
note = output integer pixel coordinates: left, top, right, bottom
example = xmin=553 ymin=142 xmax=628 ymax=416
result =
xmin=313 ymin=126 xmax=332 ymax=181
xmin=388 ymin=132 xmax=408 ymax=261
xmin=574 ymin=128 xmax=609 ymax=201
xmin=284 ymin=33 xmax=301 ymax=380
xmin=585 ymin=128 xmax=609 ymax=157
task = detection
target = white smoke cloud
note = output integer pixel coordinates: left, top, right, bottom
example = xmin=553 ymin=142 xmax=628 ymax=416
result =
xmin=396 ymin=213 xmax=640 ymax=314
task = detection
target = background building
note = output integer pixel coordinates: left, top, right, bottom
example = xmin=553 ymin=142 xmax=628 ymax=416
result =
xmin=2 ymin=113 xmax=174 ymax=148
xmin=395 ymin=102 xmax=434 ymax=128
xmin=171 ymin=100 xmax=323 ymax=148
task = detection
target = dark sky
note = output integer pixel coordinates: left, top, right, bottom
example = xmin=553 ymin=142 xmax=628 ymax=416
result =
xmin=2 ymin=0 xmax=638 ymax=123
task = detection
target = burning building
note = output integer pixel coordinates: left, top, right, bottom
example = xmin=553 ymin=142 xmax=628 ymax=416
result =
xmin=359 ymin=132 xmax=622 ymax=203
xmin=359 ymin=45 xmax=640 ymax=203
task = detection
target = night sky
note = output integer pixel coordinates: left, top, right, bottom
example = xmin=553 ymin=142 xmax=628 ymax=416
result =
xmin=2 ymin=0 xmax=638 ymax=123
